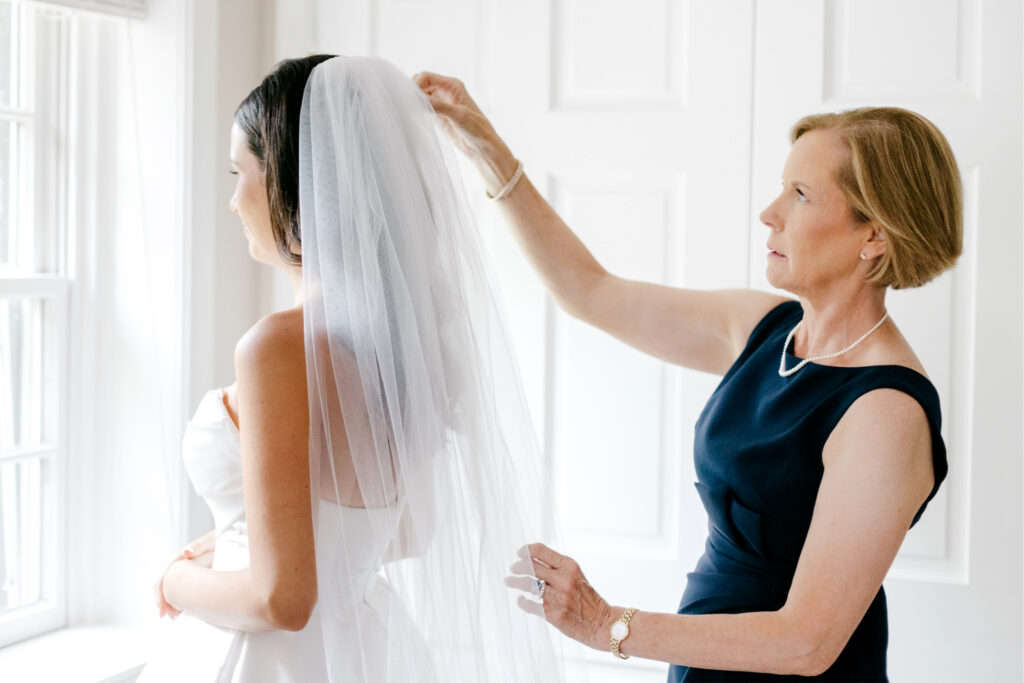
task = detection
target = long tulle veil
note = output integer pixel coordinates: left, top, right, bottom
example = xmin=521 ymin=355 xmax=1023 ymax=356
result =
xmin=299 ymin=56 xmax=564 ymax=682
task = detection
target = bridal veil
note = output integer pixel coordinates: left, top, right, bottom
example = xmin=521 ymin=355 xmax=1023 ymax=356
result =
xmin=299 ymin=56 xmax=563 ymax=681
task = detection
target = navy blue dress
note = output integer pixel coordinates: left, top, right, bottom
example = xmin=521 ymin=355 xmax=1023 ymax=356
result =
xmin=668 ymin=301 xmax=947 ymax=682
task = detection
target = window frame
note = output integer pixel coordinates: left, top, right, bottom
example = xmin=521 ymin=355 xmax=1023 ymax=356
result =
xmin=0 ymin=0 xmax=71 ymax=648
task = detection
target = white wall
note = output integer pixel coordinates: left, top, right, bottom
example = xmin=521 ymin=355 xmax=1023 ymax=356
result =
xmin=212 ymin=0 xmax=277 ymax=389
xmin=182 ymin=0 xmax=277 ymax=539
xmin=265 ymin=2 xmax=1023 ymax=682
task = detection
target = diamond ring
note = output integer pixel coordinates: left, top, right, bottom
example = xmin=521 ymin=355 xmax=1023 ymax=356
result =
xmin=535 ymin=578 xmax=547 ymax=600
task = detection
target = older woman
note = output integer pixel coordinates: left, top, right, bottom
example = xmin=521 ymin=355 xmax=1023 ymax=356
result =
xmin=415 ymin=72 xmax=959 ymax=681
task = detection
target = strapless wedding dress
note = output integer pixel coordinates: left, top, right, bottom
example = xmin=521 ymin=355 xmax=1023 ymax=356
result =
xmin=138 ymin=387 xmax=421 ymax=682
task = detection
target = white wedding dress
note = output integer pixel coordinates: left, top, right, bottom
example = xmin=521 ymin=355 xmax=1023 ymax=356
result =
xmin=138 ymin=386 xmax=421 ymax=683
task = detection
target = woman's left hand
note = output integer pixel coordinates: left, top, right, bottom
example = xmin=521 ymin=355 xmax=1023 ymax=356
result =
xmin=153 ymin=549 xmax=217 ymax=619
xmin=507 ymin=542 xmax=616 ymax=651
xmin=154 ymin=552 xmax=187 ymax=619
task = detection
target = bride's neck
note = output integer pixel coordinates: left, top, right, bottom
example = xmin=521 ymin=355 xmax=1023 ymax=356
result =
xmin=281 ymin=263 xmax=304 ymax=307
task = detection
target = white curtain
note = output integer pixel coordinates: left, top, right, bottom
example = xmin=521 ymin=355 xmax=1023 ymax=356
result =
xmin=61 ymin=10 xmax=188 ymax=627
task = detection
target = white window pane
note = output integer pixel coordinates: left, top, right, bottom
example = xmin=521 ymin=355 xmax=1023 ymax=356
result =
xmin=0 ymin=297 xmax=49 ymax=449
xmin=0 ymin=2 xmax=11 ymax=108
xmin=0 ymin=121 xmax=16 ymax=269
xmin=0 ymin=120 xmax=32 ymax=272
xmin=0 ymin=456 xmax=42 ymax=612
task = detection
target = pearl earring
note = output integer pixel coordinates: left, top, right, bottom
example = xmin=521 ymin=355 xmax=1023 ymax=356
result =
xmin=859 ymin=253 xmax=867 ymax=260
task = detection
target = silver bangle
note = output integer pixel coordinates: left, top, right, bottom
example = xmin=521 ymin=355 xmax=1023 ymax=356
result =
xmin=486 ymin=159 xmax=524 ymax=201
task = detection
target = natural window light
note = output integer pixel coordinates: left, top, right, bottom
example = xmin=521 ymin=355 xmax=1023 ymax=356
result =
xmin=0 ymin=0 xmax=70 ymax=648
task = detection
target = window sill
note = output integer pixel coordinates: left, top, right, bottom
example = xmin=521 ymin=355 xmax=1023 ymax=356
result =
xmin=0 ymin=625 xmax=146 ymax=683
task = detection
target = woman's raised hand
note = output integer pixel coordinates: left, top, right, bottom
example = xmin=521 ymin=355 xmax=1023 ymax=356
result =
xmin=507 ymin=542 xmax=617 ymax=651
xmin=412 ymin=71 xmax=518 ymax=194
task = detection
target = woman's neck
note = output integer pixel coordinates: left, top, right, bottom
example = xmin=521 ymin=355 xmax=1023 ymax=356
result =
xmin=794 ymin=286 xmax=888 ymax=359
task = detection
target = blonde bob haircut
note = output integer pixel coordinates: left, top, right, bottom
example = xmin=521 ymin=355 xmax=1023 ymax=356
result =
xmin=791 ymin=107 xmax=962 ymax=290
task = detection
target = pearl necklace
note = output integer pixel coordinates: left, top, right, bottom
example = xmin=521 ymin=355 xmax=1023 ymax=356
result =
xmin=778 ymin=310 xmax=889 ymax=377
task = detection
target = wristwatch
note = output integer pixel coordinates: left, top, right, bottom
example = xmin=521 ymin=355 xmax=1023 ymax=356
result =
xmin=609 ymin=607 xmax=638 ymax=659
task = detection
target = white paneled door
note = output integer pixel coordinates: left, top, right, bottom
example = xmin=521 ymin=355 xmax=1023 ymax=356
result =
xmin=291 ymin=1 xmax=1021 ymax=682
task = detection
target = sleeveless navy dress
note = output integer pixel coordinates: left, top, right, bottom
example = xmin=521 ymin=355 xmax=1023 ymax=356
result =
xmin=668 ymin=301 xmax=947 ymax=682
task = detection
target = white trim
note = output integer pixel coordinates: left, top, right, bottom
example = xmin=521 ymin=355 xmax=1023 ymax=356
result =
xmin=182 ymin=0 xmax=218 ymax=540
xmin=62 ymin=9 xmax=99 ymax=629
xmin=23 ymin=0 xmax=145 ymax=20
xmin=0 ymin=107 xmax=33 ymax=121
xmin=0 ymin=599 xmax=63 ymax=649
xmin=0 ymin=445 xmax=56 ymax=463
xmin=0 ymin=275 xmax=68 ymax=295
xmin=0 ymin=625 xmax=146 ymax=682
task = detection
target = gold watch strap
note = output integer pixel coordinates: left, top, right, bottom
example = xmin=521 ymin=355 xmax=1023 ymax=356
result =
xmin=609 ymin=607 xmax=638 ymax=659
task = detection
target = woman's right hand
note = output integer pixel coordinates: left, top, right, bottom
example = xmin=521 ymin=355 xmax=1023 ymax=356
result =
xmin=412 ymin=72 xmax=519 ymax=194
xmin=153 ymin=530 xmax=216 ymax=618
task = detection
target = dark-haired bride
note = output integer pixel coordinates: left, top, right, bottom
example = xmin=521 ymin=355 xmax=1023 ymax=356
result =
xmin=137 ymin=55 xmax=562 ymax=682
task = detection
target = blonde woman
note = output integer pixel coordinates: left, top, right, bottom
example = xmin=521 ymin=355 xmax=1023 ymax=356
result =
xmin=417 ymin=72 xmax=958 ymax=682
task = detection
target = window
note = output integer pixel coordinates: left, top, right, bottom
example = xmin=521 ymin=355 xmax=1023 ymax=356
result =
xmin=0 ymin=0 xmax=70 ymax=647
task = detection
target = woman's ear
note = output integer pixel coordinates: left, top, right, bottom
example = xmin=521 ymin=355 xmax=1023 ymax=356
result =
xmin=862 ymin=224 xmax=887 ymax=260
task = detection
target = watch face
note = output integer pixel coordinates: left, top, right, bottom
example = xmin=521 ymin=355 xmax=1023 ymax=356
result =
xmin=611 ymin=621 xmax=629 ymax=640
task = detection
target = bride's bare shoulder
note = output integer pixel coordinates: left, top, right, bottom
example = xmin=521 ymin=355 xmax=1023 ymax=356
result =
xmin=234 ymin=308 xmax=305 ymax=371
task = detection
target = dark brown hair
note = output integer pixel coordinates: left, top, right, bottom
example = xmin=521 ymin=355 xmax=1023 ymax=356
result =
xmin=235 ymin=54 xmax=337 ymax=266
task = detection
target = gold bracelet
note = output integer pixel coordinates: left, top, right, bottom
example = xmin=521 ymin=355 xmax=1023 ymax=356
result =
xmin=486 ymin=159 xmax=524 ymax=201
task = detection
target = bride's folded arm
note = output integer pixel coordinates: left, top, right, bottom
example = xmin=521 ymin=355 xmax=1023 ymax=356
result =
xmin=162 ymin=312 xmax=317 ymax=632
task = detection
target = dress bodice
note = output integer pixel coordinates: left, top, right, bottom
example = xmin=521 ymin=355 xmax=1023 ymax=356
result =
xmin=691 ymin=301 xmax=946 ymax=572
xmin=181 ymin=387 xmax=400 ymax=585
xmin=139 ymin=387 xmax=420 ymax=683
xmin=180 ymin=388 xmax=244 ymax=545
xmin=670 ymin=301 xmax=948 ymax=682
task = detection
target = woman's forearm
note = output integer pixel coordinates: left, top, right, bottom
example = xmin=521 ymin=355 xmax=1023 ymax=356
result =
xmin=614 ymin=608 xmax=823 ymax=677
xmin=475 ymin=145 xmax=608 ymax=321
xmin=517 ymin=544 xmax=827 ymax=677
xmin=415 ymin=73 xmax=609 ymax=320
xmin=162 ymin=560 xmax=278 ymax=632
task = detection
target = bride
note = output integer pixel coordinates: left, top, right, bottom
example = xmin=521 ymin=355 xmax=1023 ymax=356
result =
xmin=138 ymin=55 xmax=562 ymax=682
